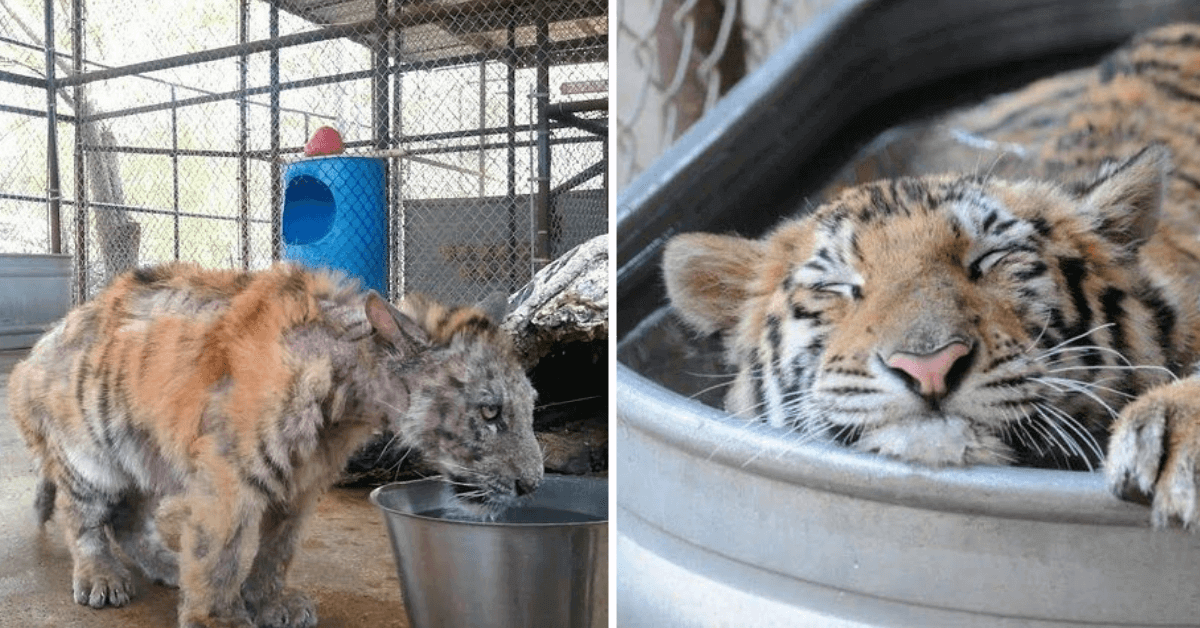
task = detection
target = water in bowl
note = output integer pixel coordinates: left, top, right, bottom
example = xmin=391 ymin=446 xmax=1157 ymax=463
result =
xmin=419 ymin=505 xmax=605 ymax=524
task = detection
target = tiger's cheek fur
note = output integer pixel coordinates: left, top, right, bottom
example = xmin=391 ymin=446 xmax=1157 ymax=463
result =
xmin=414 ymin=373 xmax=480 ymax=464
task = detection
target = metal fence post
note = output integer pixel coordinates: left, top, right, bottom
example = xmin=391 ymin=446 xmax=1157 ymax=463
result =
xmin=71 ymin=0 xmax=87 ymax=303
xmin=533 ymin=7 xmax=551 ymax=272
xmin=506 ymin=15 xmax=519 ymax=291
xmin=44 ymin=0 xmax=62 ymax=256
xmin=390 ymin=19 xmax=404 ymax=299
xmin=269 ymin=2 xmax=281 ymax=262
xmin=171 ymin=86 xmax=180 ymax=261
xmin=238 ymin=0 xmax=249 ymax=270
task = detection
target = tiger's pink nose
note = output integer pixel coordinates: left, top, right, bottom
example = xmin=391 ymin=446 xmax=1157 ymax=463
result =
xmin=885 ymin=341 xmax=972 ymax=398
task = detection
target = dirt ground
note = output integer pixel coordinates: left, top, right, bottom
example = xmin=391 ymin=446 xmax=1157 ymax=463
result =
xmin=0 ymin=349 xmax=411 ymax=628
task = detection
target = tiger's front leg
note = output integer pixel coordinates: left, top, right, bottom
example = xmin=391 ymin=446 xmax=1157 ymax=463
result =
xmin=240 ymin=491 xmax=320 ymax=628
xmin=1106 ymin=376 xmax=1200 ymax=529
xmin=58 ymin=488 xmax=136 ymax=608
xmin=177 ymin=468 xmax=263 ymax=628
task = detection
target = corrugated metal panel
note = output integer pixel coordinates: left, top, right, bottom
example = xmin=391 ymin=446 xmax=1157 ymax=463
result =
xmin=0 ymin=254 xmax=70 ymax=350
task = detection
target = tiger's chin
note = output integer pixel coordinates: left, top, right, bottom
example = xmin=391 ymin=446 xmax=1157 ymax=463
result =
xmin=851 ymin=416 xmax=1012 ymax=467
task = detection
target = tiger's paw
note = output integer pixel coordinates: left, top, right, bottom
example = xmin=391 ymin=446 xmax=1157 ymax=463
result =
xmin=125 ymin=535 xmax=179 ymax=588
xmin=72 ymin=558 xmax=134 ymax=608
xmin=1106 ymin=379 xmax=1200 ymax=529
xmin=249 ymin=589 xmax=317 ymax=628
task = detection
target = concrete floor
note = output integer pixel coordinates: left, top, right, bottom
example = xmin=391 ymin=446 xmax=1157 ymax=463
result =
xmin=0 ymin=349 xmax=410 ymax=628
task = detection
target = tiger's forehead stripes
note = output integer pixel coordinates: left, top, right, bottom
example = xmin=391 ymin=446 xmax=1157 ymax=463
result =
xmin=822 ymin=180 xmax=1045 ymax=245
xmin=947 ymin=189 xmax=1045 ymax=255
xmin=816 ymin=176 xmax=992 ymax=231
xmin=948 ymin=188 xmax=1011 ymax=236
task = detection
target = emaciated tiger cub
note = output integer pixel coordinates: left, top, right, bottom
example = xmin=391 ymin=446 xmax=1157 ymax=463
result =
xmin=664 ymin=23 xmax=1200 ymax=528
xmin=7 ymin=262 xmax=542 ymax=628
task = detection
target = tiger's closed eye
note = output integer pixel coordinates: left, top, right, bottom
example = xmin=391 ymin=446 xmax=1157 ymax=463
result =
xmin=967 ymin=245 xmax=1035 ymax=279
xmin=480 ymin=404 xmax=501 ymax=421
xmin=810 ymin=282 xmax=862 ymax=299
xmin=974 ymin=249 xmax=1015 ymax=274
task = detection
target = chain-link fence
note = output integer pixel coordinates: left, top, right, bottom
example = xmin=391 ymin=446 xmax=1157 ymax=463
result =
xmin=2 ymin=0 xmax=607 ymax=307
xmin=615 ymin=0 xmax=836 ymax=189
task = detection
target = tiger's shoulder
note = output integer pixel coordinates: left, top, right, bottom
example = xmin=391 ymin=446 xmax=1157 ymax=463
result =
xmin=953 ymin=23 xmax=1200 ymax=207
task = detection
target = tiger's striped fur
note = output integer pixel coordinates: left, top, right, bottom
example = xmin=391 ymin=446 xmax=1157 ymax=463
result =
xmin=664 ymin=23 xmax=1200 ymax=528
xmin=7 ymin=262 xmax=541 ymax=628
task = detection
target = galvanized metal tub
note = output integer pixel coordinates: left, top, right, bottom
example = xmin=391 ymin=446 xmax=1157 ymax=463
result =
xmin=616 ymin=0 xmax=1200 ymax=625
xmin=370 ymin=475 xmax=608 ymax=628
xmin=0 ymin=254 xmax=70 ymax=350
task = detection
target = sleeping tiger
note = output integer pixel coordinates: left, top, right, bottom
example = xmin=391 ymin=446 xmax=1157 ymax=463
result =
xmin=663 ymin=23 xmax=1200 ymax=528
xmin=7 ymin=262 xmax=542 ymax=628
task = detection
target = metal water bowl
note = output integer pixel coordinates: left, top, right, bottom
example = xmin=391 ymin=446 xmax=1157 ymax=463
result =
xmin=371 ymin=475 xmax=608 ymax=628
xmin=616 ymin=1 xmax=1200 ymax=625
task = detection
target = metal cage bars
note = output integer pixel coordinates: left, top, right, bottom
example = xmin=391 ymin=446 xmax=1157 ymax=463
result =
xmin=21 ymin=0 xmax=606 ymax=304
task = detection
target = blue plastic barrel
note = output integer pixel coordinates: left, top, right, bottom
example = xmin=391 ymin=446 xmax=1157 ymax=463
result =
xmin=281 ymin=156 xmax=386 ymax=294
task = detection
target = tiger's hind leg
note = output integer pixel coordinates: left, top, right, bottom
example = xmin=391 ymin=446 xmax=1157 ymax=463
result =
xmin=56 ymin=483 xmax=136 ymax=608
xmin=110 ymin=493 xmax=180 ymax=588
xmin=240 ymin=491 xmax=320 ymax=628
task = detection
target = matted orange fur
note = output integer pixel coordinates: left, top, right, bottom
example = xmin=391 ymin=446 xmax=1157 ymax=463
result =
xmin=7 ymin=262 xmax=542 ymax=628
xmin=664 ymin=23 xmax=1200 ymax=528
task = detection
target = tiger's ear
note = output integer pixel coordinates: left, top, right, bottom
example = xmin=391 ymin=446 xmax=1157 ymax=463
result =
xmin=1081 ymin=144 xmax=1170 ymax=248
xmin=476 ymin=291 xmax=510 ymax=323
xmin=663 ymin=232 xmax=765 ymax=335
xmin=365 ymin=290 xmax=430 ymax=352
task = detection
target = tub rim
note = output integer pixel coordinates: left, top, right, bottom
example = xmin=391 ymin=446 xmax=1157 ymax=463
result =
xmin=617 ymin=361 xmax=1152 ymax=527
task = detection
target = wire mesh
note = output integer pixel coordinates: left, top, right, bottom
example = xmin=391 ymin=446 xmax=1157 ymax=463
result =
xmin=0 ymin=1 xmax=58 ymax=255
xmin=615 ymin=0 xmax=838 ymax=189
xmin=3 ymin=0 xmax=607 ymax=308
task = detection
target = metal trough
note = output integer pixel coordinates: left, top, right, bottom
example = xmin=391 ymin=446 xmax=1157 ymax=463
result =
xmin=0 ymin=254 xmax=70 ymax=350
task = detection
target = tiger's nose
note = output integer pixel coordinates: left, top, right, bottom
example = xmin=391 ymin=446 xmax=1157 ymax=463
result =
xmin=884 ymin=341 xmax=973 ymax=399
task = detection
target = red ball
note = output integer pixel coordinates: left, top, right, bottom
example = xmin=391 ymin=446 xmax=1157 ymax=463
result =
xmin=305 ymin=126 xmax=345 ymax=157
